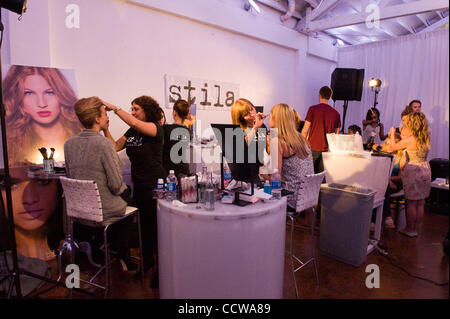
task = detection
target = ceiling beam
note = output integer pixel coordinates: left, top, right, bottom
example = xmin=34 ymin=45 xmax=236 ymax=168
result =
xmin=379 ymin=0 xmax=395 ymax=8
xmin=304 ymin=0 xmax=449 ymax=33
xmin=296 ymin=0 xmax=341 ymax=32
xmin=323 ymin=32 xmax=360 ymax=45
xmin=399 ymin=0 xmax=431 ymax=27
xmin=304 ymin=0 xmax=319 ymax=8
xmin=415 ymin=13 xmax=430 ymax=27
xmin=310 ymin=0 xmax=341 ymax=21
xmin=418 ymin=15 xmax=449 ymax=33
xmin=396 ymin=18 xmax=416 ymax=33
xmin=343 ymin=0 xmax=399 ymax=38
xmin=254 ymin=0 xmax=303 ymax=19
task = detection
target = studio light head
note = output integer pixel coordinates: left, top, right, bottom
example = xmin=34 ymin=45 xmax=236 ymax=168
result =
xmin=0 ymin=0 xmax=27 ymax=15
xmin=368 ymin=78 xmax=382 ymax=89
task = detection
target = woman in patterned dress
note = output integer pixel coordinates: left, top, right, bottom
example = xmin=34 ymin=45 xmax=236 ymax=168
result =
xmin=388 ymin=112 xmax=431 ymax=237
xmin=269 ymin=104 xmax=314 ymax=211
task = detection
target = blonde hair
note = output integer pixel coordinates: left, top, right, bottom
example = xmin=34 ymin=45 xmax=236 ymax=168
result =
xmin=231 ymin=98 xmax=254 ymax=130
xmin=406 ymin=112 xmax=430 ymax=151
xmin=270 ymin=104 xmax=309 ymax=159
xmin=293 ymin=109 xmax=301 ymax=130
xmin=74 ymin=97 xmax=103 ymax=128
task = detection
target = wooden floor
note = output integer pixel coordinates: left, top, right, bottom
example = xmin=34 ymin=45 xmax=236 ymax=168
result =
xmin=26 ymin=205 xmax=449 ymax=299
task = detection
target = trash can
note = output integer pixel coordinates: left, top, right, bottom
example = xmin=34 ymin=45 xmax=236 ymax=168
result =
xmin=319 ymin=183 xmax=376 ymax=267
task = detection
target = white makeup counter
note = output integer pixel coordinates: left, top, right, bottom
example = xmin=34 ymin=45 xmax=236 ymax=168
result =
xmin=157 ymin=197 xmax=287 ymax=299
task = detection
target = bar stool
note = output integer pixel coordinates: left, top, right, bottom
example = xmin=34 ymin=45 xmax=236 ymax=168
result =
xmin=287 ymin=171 xmax=325 ymax=299
xmin=58 ymin=177 xmax=144 ymax=297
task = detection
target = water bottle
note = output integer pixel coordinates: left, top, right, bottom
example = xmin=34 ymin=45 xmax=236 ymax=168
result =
xmin=223 ymin=164 xmax=232 ymax=188
xmin=367 ymin=132 xmax=376 ymax=151
xmin=263 ymin=180 xmax=272 ymax=195
xmin=153 ymin=178 xmax=165 ymax=199
xmin=204 ymin=172 xmax=215 ymax=211
xmin=165 ymin=170 xmax=178 ymax=201
xmin=271 ymin=169 xmax=282 ymax=200
xmin=198 ymin=166 xmax=208 ymax=204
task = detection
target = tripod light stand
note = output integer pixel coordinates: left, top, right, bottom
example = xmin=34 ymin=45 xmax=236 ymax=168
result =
xmin=368 ymin=78 xmax=382 ymax=109
xmin=0 ymin=3 xmax=90 ymax=298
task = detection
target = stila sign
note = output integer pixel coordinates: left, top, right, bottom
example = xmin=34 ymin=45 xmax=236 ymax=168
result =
xmin=165 ymin=74 xmax=239 ymax=110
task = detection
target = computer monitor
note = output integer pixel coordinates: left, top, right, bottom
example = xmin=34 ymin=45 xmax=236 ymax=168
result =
xmin=254 ymin=106 xmax=264 ymax=114
xmin=210 ymin=123 xmax=264 ymax=185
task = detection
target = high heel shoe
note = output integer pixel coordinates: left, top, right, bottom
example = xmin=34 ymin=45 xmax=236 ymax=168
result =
xmin=118 ymin=249 xmax=139 ymax=272
xmin=120 ymin=258 xmax=139 ymax=272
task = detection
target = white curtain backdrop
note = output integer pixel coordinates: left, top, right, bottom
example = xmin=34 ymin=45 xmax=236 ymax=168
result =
xmin=337 ymin=28 xmax=449 ymax=160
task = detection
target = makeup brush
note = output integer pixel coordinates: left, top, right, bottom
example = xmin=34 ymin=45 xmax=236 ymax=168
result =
xmin=38 ymin=147 xmax=48 ymax=160
xmin=49 ymin=148 xmax=55 ymax=160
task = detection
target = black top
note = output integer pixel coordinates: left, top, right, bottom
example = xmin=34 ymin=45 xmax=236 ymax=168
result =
xmin=125 ymin=125 xmax=167 ymax=188
xmin=297 ymin=120 xmax=305 ymax=133
xmin=162 ymin=124 xmax=190 ymax=177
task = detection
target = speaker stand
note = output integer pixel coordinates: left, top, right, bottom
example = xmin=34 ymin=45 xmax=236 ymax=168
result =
xmin=342 ymin=100 xmax=349 ymax=134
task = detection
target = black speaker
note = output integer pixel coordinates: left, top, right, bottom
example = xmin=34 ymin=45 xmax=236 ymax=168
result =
xmin=330 ymin=68 xmax=365 ymax=101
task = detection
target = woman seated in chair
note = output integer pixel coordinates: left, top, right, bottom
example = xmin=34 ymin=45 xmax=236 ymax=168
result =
xmin=268 ymin=104 xmax=314 ymax=212
xmin=64 ymin=96 xmax=137 ymax=271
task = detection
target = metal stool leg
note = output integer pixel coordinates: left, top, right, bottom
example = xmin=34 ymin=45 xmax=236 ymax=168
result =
xmin=311 ymin=208 xmax=319 ymax=285
xmin=136 ymin=212 xmax=145 ymax=287
xmin=57 ymin=249 xmax=64 ymax=282
xmin=103 ymin=225 xmax=111 ymax=298
xmin=289 ymin=214 xmax=299 ymax=299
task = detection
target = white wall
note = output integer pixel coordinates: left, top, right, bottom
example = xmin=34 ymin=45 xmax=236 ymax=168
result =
xmin=2 ymin=0 xmax=336 ymax=164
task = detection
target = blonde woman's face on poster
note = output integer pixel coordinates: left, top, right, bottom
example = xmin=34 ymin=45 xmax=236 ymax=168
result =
xmin=23 ymin=74 xmax=61 ymax=125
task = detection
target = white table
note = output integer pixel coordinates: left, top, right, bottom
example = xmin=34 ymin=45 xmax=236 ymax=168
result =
xmin=429 ymin=180 xmax=449 ymax=212
xmin=322 ymin=152 xmax=393 ymax=254
xmin=431 ymin=179 xmax=449 ymax=191
xmin=157 ymin=197 xmax=287 ymax=299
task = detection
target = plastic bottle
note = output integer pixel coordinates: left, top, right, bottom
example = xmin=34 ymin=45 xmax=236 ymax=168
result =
xmin=223 ymin=164 xmax=232 ymax=188
xmin=204 ymin=172 xmax=215 ymax=211
xmin=198 ymin=166 xmax=208 ymax=204
xmin=367 ymin=132 xmax=376 ymax=151
xmin=271 ymin=169 xmax=282 ymax=200
xmin=153 ymin=178 xmax=165 ymax=199
xmin=264 ymin=180 xmax=272 ymax=195
xmin=165 ymin=170 xmax=178 ymax=201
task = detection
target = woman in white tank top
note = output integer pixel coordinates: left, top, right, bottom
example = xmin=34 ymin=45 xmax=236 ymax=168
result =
xmin=362 ymin=107 xmax=386 ymax=145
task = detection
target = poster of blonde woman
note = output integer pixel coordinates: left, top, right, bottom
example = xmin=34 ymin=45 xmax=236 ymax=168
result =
xmin=2 ymin=65 xmax=82 ymax=165
xmin=1 ymin=65 xmax=81 ymax=261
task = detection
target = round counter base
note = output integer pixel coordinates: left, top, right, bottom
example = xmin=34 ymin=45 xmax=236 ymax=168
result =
xmin=157 ymin=198 xmax=287 ymax=299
